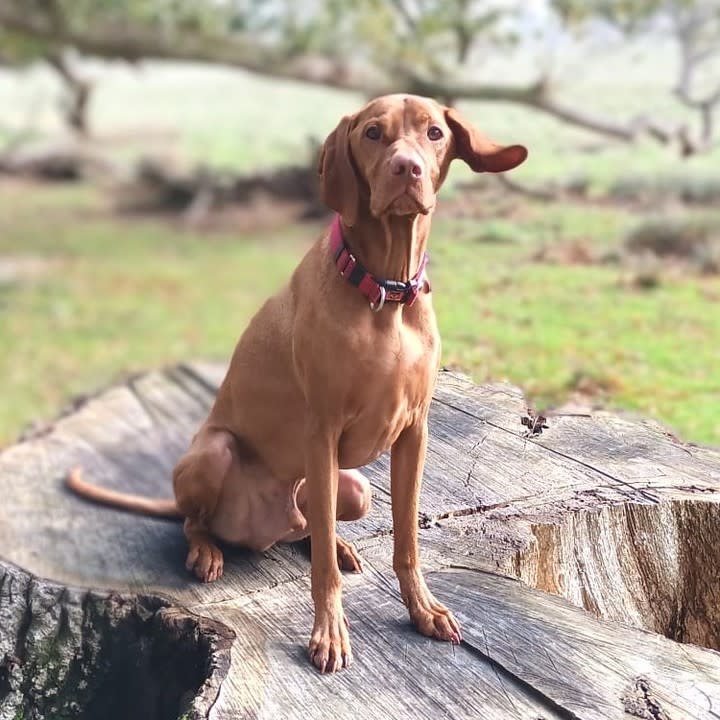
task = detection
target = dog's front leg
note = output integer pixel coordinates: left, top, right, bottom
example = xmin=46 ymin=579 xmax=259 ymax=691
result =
xmin=305 ymin=419 xmax=352 ymax=672
xmin=391 ymin=419 xmax=462 ymax=644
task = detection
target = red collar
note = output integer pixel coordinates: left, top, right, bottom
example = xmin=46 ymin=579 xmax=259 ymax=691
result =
xmin=329 ymin=215 xmax=429 ymax=312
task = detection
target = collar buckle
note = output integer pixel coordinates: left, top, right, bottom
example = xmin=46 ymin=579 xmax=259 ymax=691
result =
xmin=369 ymin=286 xmax=386 ymax=312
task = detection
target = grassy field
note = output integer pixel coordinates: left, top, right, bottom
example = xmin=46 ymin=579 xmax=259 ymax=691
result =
xmin=1 ymin=179 xmax=719 ymax=447
xmin=1 ymin=57 xmax=720 ymax=447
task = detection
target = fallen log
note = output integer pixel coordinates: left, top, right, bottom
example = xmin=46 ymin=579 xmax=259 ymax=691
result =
xmin=116 ymin=151 xmax=327 ymax=222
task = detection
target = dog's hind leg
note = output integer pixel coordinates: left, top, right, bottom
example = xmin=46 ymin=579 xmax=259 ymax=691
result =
xmin=286 ymin=469 xmax=371 ymax=573
xmin=173 ymin=428 xmax=233 ymax=583
xmin=183 ymin=517 xmax=225 ymax=583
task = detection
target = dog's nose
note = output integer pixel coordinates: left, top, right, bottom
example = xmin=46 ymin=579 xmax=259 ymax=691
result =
xmin=390 ymin=151 xmax=424 ymax=180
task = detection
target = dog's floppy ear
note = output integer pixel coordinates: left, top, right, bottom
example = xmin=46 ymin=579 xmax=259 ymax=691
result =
xmin=445 ymin=106 xmax=527 ymax=173
xmin=317 ymin=114 xmax=359 ymax=227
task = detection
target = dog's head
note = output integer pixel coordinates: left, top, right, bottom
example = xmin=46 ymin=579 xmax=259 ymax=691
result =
xmin=318 ymin=94 xmax=527 ymax=226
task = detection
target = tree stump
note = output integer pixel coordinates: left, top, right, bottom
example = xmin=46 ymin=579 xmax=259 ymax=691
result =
xmin=0 ymin=364 xmax=718 ymax=719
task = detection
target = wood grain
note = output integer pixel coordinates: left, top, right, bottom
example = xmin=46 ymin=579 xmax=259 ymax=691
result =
xmin=1 ymin=365 xmax=719 ymax=719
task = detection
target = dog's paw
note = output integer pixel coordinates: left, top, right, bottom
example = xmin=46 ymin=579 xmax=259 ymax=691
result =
xmin=308 ymin=605 xmax=352 ymax=673
xmin=336 ymin=537 xmax=363 ymax=573
xmin=399 ymin=570 xmax=462 ymax=644
xmin=409 ymin=600 xmax=462 ymax=644
xmin=185 ymin=542 xmax=224 ymax=583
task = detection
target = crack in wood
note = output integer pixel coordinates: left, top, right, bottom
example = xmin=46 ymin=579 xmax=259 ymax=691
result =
xmin=14 ymin=576 xmax=33 ymax=667
xmin=165 ymin=366 xmax=217 ymax=409
xmin=460 ymin=622 xmax=584 ymax=720
xmin=176 ymin=363 xmax=225 ymax=397
xmin=622 ymin=677 xmax=670 ymax=720
xmin=433 ymin=395 xmax=662 ymax=504
xmin=126 ymin=376 xmax=170 ymax=428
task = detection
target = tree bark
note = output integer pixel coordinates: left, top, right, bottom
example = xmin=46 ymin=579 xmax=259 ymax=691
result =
xmin=0 ymin=561 xmax=233 ymax=720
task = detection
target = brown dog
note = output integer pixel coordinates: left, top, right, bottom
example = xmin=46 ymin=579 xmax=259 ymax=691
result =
xmin=67 ymin=94 xmax=527 ymax=673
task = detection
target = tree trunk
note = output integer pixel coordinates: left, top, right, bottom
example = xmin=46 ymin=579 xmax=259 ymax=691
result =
xmin=0 ymin=561 xmax=232 ymax=720
xmin=1 ymin=365 xmax=719 ymax=718
xmin=46 ymin=52 xmax=93 ymax=137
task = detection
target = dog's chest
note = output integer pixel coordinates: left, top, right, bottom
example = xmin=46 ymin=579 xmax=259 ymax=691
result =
xmin=338 ymin=320 xmax=438 ymax=466
xmin=351 ymin=309 xmax=436 ymax=385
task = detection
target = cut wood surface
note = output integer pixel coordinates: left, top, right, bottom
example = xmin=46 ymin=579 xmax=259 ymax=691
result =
xmin=0 ymin=364 xmax=719 ymax=719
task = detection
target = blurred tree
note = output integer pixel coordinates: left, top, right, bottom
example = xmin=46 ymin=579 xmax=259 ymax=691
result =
xmin=0 ymin=0 xmax=717 ymax=153
xmin=0 ymin=14 xmax=93 ymax=136
xmin=553 ymin=0 xmax=720 ymax=154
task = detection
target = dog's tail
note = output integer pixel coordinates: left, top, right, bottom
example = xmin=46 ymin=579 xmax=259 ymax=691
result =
xmin=66 ymin=468 xmax=182 ymax=520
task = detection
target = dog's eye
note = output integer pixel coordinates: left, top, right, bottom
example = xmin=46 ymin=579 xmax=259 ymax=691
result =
xmin=427 ymin=125 xmax=443 ymax=141
xmin=365 ymin=125 xmax=381 ymax=140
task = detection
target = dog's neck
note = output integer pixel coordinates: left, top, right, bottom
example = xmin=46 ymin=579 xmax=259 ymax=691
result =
xmin=340 ymin=212 xmax=431 ymax=281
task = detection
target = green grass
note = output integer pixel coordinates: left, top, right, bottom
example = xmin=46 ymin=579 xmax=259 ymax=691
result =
xmin=436 ymin=253 xmax=720 ymax=442
xmin=0 ymin=183 xmax=309 ymax=443
xmin=1 ymin=182 xmax=719 ymax=447
xmin=430 ymin=208 xmax=720 ymax=445
xmin=2 ymin=53 xmax=720 ymax=447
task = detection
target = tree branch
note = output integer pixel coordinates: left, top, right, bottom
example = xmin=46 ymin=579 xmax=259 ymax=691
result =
xmin=45 ymin=51 xmax=93 ymax=135
xmin=389 ymin=0 xmax=418 ymax=33
xmin=669 ymin=1 xmax=720 ymax=153
xmin=492 ymin=173 xmax=559 ymax=201
xmin=0 ymin=2 xmax=710 ymax=155
xmin=402 ymin=70 xmax=690 ymax=146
